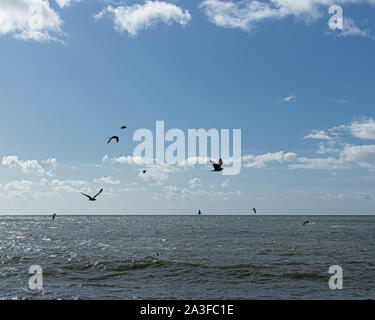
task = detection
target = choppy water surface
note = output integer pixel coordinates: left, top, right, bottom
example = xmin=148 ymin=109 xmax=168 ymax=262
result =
xmin=0 ymin=215 xmax=375 ymax=299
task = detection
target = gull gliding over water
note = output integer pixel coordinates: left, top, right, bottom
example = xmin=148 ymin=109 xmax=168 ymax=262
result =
xmin=81 ymin=188 xmax=103 ymax=201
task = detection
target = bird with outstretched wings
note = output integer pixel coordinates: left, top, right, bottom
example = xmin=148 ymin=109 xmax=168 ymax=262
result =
xmin=81 ymin=188 xmax=103 ymax=201
xmin=107 ymin=136 xmax=119 ymax=144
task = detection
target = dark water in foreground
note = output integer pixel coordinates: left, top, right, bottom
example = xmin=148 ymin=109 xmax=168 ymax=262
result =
xmin=0 ymin=215 xmax=375 ymax=300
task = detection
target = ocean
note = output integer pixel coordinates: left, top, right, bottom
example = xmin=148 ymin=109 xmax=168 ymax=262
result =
xmin=0 ymin=215 xmax=374 ymax=300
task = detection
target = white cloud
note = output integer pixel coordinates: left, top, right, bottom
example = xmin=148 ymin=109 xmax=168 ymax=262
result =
xmin=138 ymin=163 xmax=179 ymax=184
xmin=2 ymin=155 xmax=51 ymax=176
xmin=55 ymin=0 xmax=79 ymax=9
xmin=290 ymin=144 xmax=375 ymax=170
xmin=356 ymin=192 xmax=374 ymax=201
xmin=331 ymin=98 xmax=348 ymax=104
xmin=242 ymin=151 xmax=297 ymax=168
xmin=39 ymin=177 xmax=49 ymax=186
xmin=296 ymin=118 xmax=375 ymax=169
xmin=338 ymin=17 xmax=371 ymax=38
xmin=303 ymin=130 xmax=332 ymax=140
xmin=50 ymin=179 xmax=87 ymax=187
xmin=305 ymin=118 xmax=375 ymax=143
xmin=42 ymin=157 xmax=58 ymax=168
xmin=111 ymin=155 xmax=211 ymax=183
xmin=189 ymin=177 xmax=202 ymax=188
xmin=221 ymin=179 xmax=230 ymax=188
xmin=179 ymin=156 xmax=210 ymax=167
xmin=200 ymin=0 xmax=285 ymax=32
xmin=49 ymin=178 xmax=90 ymax=194
xmin=111 ymin=155 xmax=152 ymax=166
xmin=94 ymin=176 xmax=120 ymax=185
xmin=341 ymin=144 xmax=375 ymax=169
xmin=160 ymin=184 xmax=190 ymax=201
xmin=348 ymin=118 xmax=375 ymax=140
xmin=0 ymin=0 xmax=64 ymax=42
xmin=200 ymin=0 xmax=374 ymax=36
xmin=289 ymin=156 xmax=348 ymax=170
xmin=283 ymin=95 xmax=296 ymax=102
xmin=95 ymin=1 xmax=191 ymax=36
xmin=0 ymin=178 xmax=91 ymax=199
xmin=155 ymin=183 xmax=239 ymax=201
xmin=317 ymin=142 xmax=339 ymax=154
xmin=102 ymin=154 xmax=110 ymax=163
xmin=3 ymin=179 xmax=33 ymax=197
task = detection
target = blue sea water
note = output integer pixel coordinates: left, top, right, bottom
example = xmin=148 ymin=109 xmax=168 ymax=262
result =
xmin=0 ymin=215 xmax=374 ymax=299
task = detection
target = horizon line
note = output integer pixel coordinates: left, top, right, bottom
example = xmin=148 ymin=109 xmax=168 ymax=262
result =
xmin=1 ymin=213 xmax=375 ymax=216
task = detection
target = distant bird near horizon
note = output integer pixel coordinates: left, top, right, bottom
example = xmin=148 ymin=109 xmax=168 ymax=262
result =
xmin=141 ymin=169 xmax=147 ymax=174
xmin=303 ymin=221 xmax=309 ymax=226
xmin=81 ymin=188 xmax=103 ymax=201
xmin=120 ymin=125 xmax=127 ymax=129
xmin=198 ymin=209 xmax=201 ymax=215
xmin=210 ymin=158 xmax=223 ymax=172
xmin=107 ymin=136 xmax=119 ymax=144
xmin=251 ymin=208 xmax=256 ymax=214
xmin=52 ymin=213 xmax=56 ymax=220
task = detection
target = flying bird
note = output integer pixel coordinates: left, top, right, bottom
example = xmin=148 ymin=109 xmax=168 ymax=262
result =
xmin=107 ymin=136 xmax=119 ymax=144
xmin=210 ymin=158 xmax=223 ymax=172
xmin=120 ymin=125 xmax=127 ymax=129
xmin=303 ymin=221 xmax=309 ymax=226
xmin=198 ymin=209 xmax=201 ymax=215
xmin=141 ymin=170 xmax=147 ymax=174
xmin=81 ymin=188 xmax=103 ymax=201
xmin=52 ymin=213 xmax=56 ymax=220
xmin=251 ymin=208 xmax=256 ymax=214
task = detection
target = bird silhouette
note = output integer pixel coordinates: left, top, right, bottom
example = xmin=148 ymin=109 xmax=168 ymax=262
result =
xmin=107 ymin=136 xmax=119 ymax=144
xmin=141 ymin=169 xmax=147 ymax=174
xmin=251 ymin=208 xmax=256 ymax=214
xmin=52 ymin=213 xmax=56 ymax=220
xmin=120 ymin=125 xmax=127 ymax=129
xmin=81 ymin=188 xmax=103 ymax=201
xmin=210 ymin=159 xmax=223 ymax=171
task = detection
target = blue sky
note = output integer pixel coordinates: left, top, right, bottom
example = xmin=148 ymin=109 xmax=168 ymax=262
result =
xmin=1 ymin=0 xmax=375 ymax=214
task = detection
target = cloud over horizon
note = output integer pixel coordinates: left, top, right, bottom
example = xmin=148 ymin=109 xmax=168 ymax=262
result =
xmin=95 ymin=1 xmax=191 ymax=36
xmin=200 ymin=0 xmax=374 ymax=37
xmin=0 ymin=0 xmax=64 ymax=42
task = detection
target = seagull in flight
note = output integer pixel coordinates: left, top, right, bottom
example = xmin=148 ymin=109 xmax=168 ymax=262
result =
xmin=81 ymin=188 xmax=103 ymax=201
xmin=303 ymin=221 xmax=309 ymax=226
xmin=120 ymin=125 xmax=127 ymax=129
xmin=210 ymin=158 xmax=223 ymax=172
xmin=52 ymin=213 xmax=56 ymax=220
xmin=141 ymin=169 xmax=147 ymax=174
xmin=251 ymin=208 xmax=256 ymax=214
xmin=107 ymin=136 xmax=119 ymax=144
